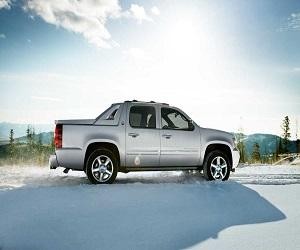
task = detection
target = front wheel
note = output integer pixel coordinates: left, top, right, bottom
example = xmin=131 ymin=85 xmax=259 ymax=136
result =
xmin=203 ymin=150 xmax=231 ymax=181
xmin=86 ymin=148 xmax=118 ymax=184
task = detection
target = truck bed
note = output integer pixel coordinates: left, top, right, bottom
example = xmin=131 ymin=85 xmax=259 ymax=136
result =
xmin=55 ymin=119 xmax=95 ymax=125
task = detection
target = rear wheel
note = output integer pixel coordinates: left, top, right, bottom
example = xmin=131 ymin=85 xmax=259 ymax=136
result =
xmin=203 ymin=150 xmax=231 ymax=181
xmin=86 ymin=148 xmax=118 ymax=184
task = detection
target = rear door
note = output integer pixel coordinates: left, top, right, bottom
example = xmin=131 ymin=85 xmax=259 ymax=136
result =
xmin=125 ymin=104 xmax=160 ymax=167
xmin=159 ymin=107 xmax=200 ymax=166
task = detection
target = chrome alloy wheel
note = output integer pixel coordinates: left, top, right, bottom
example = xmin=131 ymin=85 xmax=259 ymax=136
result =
xmin=210 ymin=156 xmax=228 ymax=180
xmin=91 ymin=155 xmax=114 ymax=183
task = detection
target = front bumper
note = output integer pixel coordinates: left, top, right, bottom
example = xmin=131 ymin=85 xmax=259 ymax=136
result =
xmin=232 ymin=149 xmax=240 ymax=169
xmin=49 ymin=154 xmax=59 ymax=169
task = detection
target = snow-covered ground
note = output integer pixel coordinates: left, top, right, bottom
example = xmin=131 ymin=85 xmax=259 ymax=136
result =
xmin=0 ymin=165 xmax=300 ymax=249
xmin=1 ymin=164 xmax=300 ymax=189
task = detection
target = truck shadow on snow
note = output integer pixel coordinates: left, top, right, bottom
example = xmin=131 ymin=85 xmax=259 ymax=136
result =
xmin=0 ymin=181 xmax=286 ymax=250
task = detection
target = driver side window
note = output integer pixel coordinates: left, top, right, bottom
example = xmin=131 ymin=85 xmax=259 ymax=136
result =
xmin=161 ymin=108 xmax=194 ymax=131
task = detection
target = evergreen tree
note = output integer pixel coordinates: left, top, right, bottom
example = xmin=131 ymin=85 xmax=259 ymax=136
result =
xmin=26 ymin=125 xmax=32 ymax=145
xmin=281 ymin=116 xmax=291 ymax=153
xmin=26 ymin=125 xmax=35 ymax=157
xmin=276 ymin=137 xmax=284 ymax=155
xmin=31 ymin=127 xmax=36 ymax=149
xmin=251 ymin=142 xmax=261 ymax=163
xmin=8 ymin=129 xmax=15 ymax=158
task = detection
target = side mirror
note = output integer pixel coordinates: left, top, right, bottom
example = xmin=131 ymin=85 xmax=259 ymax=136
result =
xmin=188 ymin=119 xmax=194 ymax=130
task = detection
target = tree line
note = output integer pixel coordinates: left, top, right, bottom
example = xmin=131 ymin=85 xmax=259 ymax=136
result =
xmin=237 ymin=116 xmax=300 ymax=164
xmin=0 ymin=125 xmax=54 ymax=166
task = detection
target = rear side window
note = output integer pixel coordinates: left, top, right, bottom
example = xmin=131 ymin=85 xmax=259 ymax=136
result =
xmin=107 ymin=108 xmax=119 ymax=120
xmin=97 ymin=104 xmax=120 ymax=120
xmin=129 ymin=106 xmax=156 ymax=129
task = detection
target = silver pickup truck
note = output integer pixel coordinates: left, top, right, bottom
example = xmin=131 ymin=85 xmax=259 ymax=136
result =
xmin=49 ymin=100 xmax=239 ymax=184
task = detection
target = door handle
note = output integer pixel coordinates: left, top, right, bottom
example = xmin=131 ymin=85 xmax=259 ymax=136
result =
xmin=128 ymin=132 xmax=139 ymax=138
xmin=162 ymin=134 xmax=172 ymax=139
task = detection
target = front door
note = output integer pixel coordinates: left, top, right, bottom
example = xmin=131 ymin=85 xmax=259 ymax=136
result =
xmin=126 ymin=104 xmax=160 ymax=167
xmin=160 ymin=107 xmax=200 ymax=166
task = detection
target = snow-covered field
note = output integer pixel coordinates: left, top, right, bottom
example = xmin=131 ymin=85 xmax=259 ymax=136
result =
xmin=0 ymin=165 xmax=300 ymax=250
xmin=1 ymin=164 xmax=300 ymax=189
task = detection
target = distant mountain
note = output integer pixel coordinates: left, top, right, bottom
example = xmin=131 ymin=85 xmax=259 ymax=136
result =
xmin=0 ymin=122 xmax=54 ymax=141
xmin=236 ymin=133 xmax=298 ymax=157
xmin=244 ymin=133 xmax=280 ymax=155
xmin=0 ymin=132 xmax=54 ymax=146
xmin=16 ymin=132 xmax=54 ymax=145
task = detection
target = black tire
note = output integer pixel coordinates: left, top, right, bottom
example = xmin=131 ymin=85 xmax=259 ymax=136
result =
xmin=203 ymin=150 xmax=231 ymax=181
xmin=86 ymin=148 xmax=118 ymax=184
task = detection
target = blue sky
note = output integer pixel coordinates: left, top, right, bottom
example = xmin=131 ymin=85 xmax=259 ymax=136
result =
xmin=0 ymin=0 xmax=300 ymax=137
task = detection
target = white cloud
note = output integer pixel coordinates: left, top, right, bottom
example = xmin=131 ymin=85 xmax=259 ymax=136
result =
xmin=128 ymin=4 xmax=152 ymax=24
xmin=0 ymin=0 xmax=11 ymax=10
xmin=0 ymin=33 xmax=6 ymax=39
xmin=23 ymin=1 xmax=156 ymax=48
xmin=279 ymin=12 xmax=300 ymax=31
xmin=287 ymin=12 xmax=300 ymax=30
xmin=31 ymin=96 xmax=62 ymax=102
xmin=24 ymin=0 xmax=122 ymax=48
xmin=151 ymin=6 xmax=160 ymax=16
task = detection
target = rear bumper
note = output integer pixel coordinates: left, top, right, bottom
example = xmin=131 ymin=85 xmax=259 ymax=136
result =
xmin=232 ymin=149 xmax=240 ymax=169
xmin=49 ymin=154 xmax=59 ymax=169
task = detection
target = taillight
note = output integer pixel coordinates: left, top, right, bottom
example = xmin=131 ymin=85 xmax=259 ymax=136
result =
xmin=54 ymin=124 xmax=63 ymax=149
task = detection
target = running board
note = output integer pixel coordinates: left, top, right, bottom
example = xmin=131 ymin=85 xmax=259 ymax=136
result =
xmin=124 ymin=166 xmax=200 ymax=172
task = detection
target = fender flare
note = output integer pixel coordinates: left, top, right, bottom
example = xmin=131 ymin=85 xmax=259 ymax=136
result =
xmin=201 ymin=141 xmax=233 ymax=166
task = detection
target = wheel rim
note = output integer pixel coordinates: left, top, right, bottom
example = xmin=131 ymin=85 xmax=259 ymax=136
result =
xmin=210 ymin=156 xmax=227 ymax=180
xmin=91 ymin=155 xmax=113 ymax=182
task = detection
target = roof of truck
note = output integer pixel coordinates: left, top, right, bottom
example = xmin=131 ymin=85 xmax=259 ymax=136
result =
xmin=124 ymin=100 xmax=169 ymax=105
